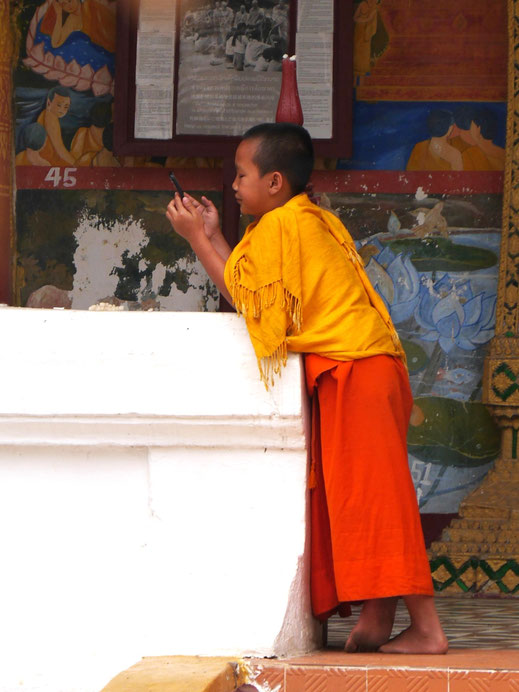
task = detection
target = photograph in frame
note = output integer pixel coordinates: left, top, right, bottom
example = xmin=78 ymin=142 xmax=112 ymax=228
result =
xmin=176 ymin=0 xmax=290 ymax=136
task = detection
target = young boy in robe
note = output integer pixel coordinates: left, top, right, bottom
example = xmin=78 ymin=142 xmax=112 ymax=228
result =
xmin=37 ymin=86 xmax=75 ymax=167
xmin=165 ymin=122 xmax=448 ymax=655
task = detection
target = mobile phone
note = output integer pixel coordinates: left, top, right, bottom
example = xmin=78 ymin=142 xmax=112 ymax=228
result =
xmin=169 ymin=171 xmax=184 ymax=198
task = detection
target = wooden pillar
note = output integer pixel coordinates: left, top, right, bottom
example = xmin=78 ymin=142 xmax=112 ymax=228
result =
xmin=429 ymin=0 xmax=519 ymax=596
xmin=0 ymin=0 xmax=14 ymax=304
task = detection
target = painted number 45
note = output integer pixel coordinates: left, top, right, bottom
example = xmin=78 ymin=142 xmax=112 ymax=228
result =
xmin=44 ymin=167 xmax=77 ymax=188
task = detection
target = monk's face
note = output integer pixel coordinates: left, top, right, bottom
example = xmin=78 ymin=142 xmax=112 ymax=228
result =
xmin=233 ymin=138 xmax=275 ymax=218
xmin=47 ymin=93 xmax=71 ymax=117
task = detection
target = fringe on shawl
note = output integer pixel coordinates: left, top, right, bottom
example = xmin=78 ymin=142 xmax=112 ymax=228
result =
xmin=229 ymin=267 xmax=302 ymax=388
xmin=231 ymin=265 xmax=302 ymax=327
xmin=258 ymin=339 xmax=288 ymax=389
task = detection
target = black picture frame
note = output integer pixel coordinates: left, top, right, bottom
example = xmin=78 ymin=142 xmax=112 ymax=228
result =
xmin=114 ymin=0 xmax=353 ymax=159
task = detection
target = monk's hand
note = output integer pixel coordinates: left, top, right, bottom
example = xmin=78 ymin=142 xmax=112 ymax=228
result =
xmin=166 ymin=194 xmax=205 ymax=247
xmin=183 ymin=193 xmax=221 ymax=241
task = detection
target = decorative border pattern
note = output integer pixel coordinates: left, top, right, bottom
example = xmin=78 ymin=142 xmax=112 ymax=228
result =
xmin=431 ymin=556 xmax=519 ymax=594
xmin=494 ymin=1 xmax=519 ymax=338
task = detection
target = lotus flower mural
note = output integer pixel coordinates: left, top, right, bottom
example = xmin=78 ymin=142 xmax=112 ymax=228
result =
xmin=364 ymin=242 xmax=497 ymax=353
xmin=414 ymin=274 xmax=496 ymax=354
xmin=22 ymin=0 xmax=115 ymax=97
xmin=365 ymin=244 xmax=422 ymax=324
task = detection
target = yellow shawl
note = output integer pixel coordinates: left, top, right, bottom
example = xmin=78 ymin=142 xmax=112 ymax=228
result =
xmin=224 ymin=193 xmax=405 ymax=387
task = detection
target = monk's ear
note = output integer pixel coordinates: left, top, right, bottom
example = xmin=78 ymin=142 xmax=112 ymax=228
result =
xmin=268 ymin=171 xmax=283 ymax=195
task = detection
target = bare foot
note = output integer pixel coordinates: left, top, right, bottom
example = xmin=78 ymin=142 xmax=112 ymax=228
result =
xmin=378 ymin=595 xmax=448 ymax=654
xmin=378 ymin=624 xmax=448 ymax=654
xmin=344 ymin=597 xmax=398 ymax=653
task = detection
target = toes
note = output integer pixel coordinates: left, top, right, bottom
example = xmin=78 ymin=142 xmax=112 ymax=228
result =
xmin=344 ymin=634 xmax=359 ymax=652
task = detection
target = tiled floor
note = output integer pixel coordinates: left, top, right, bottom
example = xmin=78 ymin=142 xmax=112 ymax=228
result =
xmin=327 ymin=596 xmax=519 ymax=649
xmin=248 ymin=597 xmax=519 ymax=691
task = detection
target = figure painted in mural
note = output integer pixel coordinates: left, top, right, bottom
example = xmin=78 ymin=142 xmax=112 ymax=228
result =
xmin=15 ymin=123 xmax=50 ymax=166
xmin=165 ymin=123 xmax=448 ymax=655
xmin=353 ymin=0 xmax=388 ymax=85
xmin=70 ymin=99 xmax=112 ymax=165
xmin=36 ymin=85 xmax=75 ymax=166
xmin=36 ymin=0 xmax=116 ymax=74
xmin=448 ymin=105 xmax=476 ymax=154
xmin=85 ymin=123 xmax=120 ymax=166
xmin=462 ymin=108 xmax=505 ymax=171
xmin=406 ymin=109 xmax=462 ymax=171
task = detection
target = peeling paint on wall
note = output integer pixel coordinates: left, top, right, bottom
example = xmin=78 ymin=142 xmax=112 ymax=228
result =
xmin=15 ymin=189 xmax=220 ymax=311
xmin=71 ymin=215 xmax=218 ymax=311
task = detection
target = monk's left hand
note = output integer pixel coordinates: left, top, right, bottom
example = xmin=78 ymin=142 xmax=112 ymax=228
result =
xmin=166 ymin=194 xmax=205 ymax=247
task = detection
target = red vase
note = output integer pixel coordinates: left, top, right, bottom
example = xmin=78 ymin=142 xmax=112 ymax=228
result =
xmin=275 ymin=56 xmax=304 ymax=126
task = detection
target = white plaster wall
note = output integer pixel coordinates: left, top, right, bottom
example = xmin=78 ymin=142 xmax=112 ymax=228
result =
xmin=0 ymin=308 xmax=319 ymax=692
xmin=70 ymin=215 xmax=219 ymax=311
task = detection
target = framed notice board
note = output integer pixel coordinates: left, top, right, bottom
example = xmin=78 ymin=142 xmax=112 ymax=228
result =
xmin=114 ymin=0 xmax=353 ymax=159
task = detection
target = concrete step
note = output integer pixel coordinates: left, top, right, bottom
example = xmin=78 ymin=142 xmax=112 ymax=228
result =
xmin=100 ymin=656 xmax=247 ymax=692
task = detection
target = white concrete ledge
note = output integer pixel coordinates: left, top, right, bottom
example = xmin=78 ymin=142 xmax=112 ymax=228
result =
xmin=0 ymin=307 xmax=319 ymax=692
xmin=0 ymin=308 xmax=304 ymax=418
xmin=0 ymin=414 xmax=307 ymax=448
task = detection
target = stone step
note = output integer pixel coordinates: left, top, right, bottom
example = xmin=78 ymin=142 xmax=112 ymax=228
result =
xmin=429 ymin=540 xmax=519 ymax=556
xmin=450 ymin=517 xmax=519 ymax=531
xmin=445 ymin=528 xmax=519 ymax=544
xmin=459 ymin=505 xmax=512 ymax=520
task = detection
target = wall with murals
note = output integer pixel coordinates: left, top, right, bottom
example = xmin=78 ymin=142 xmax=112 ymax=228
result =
xmin=11 ymin=0 xmax=507 ymax=526
xmin=13 ymin=0 xmax=220 ymax=311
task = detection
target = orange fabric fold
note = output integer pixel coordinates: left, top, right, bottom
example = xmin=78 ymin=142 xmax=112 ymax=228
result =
xmin=306 ymin=353 xmax=433 ymax=621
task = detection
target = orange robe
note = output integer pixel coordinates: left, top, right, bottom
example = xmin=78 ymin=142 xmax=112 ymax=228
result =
xmin=37 ymin=111 xmax=71 ymax=167
xmin=40 ymin=0 xmax=115 ymax=53
xmin=15 ymin=151 xmax=31 ymax=165
xmin=306 ymin=353 xmax=433 ymax=620
xmin=462 ymin=145 xmax=504 ymax=171
xmin=406 ymin=140 xmax=452 ymax=171
xmin=70 ymin=127 xmax=103 ymax=164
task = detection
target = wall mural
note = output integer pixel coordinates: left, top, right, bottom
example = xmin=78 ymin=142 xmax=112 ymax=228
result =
xmin=15 ymin=0 xmax=116 ymax=166
xmin=348 ymin=0 xmax=507 ymax=171
xmin=11 ymin=0 xmax=508 ymax=520
xmin=15 ymin=189 xmax=221 ymax=311
xmin=327 ymin=190 xmax=502 ymax=513
xmin=352 ymin=0 xmax=507 ymax=102
xmin=338 ymin=102 xmax=507 ymax=171
xmin=13 ymin=0 xmax=221 ymax=308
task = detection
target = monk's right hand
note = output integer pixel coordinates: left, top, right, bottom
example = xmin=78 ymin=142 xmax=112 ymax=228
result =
xmin=166 ymin=193 xmax=205 ymax=247
xmin=183 ymin=193 xmax=221 ymax=241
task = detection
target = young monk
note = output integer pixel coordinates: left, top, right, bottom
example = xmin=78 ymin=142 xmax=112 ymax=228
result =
xmin=165 ymin=122 xmax=448 ymax=655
